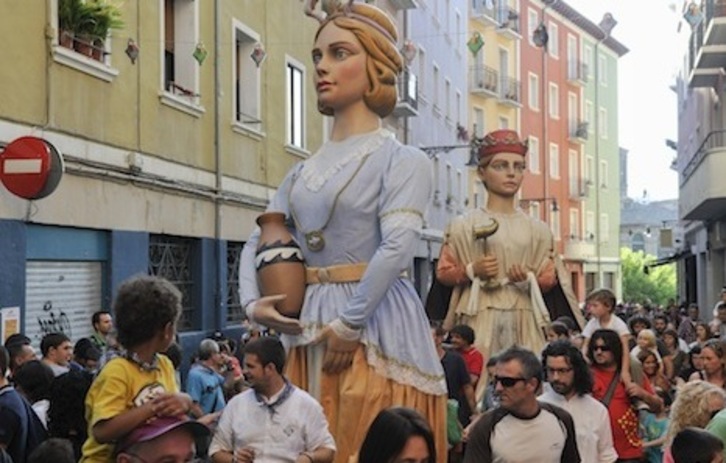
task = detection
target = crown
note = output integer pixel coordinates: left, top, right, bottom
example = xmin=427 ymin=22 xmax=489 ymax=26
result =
xmin=304 ymin=0 xmax=396 ymax=45
xmin=478 ymin=129 xmax=529 ymax=159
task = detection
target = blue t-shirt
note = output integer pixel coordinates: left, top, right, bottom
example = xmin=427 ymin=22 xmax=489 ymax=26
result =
xmin=0 ymin=385 xmax=47 ymax=463
xmin=185 ymin=364 xmax=225 ymax=415
xmin=640 ymin=411 xmax=668 ymax=463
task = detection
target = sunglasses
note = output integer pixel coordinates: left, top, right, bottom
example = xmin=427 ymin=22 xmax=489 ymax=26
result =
xmin=593 ymin=345 xmax=612 ymax=352
xmin=494 ymin=376 xmax=527 ymax=388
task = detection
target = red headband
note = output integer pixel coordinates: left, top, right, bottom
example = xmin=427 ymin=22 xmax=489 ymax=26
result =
xmin=478 ymin=129 xmax=528 ymax=160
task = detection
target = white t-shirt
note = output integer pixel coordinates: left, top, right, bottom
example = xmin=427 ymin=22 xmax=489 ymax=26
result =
xmin=490 ymin=409 xmax=570 ymax=462
xmin=539 ymin=391 xmax=617 ymax=463
xmin=209 ymin=385 xmax=336 ymax=463
xmin=582 ymin=315 xmax=630 ymax=339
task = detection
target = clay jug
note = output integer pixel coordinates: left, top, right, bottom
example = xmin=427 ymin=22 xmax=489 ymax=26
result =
xmin=255 ymin=212 xmax=306 ymax=318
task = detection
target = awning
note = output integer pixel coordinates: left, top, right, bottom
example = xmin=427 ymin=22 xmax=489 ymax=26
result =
xmin=643 ymin=250 xmax=692 ymax=274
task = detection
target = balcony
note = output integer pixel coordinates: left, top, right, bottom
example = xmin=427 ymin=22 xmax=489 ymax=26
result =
xmin=494 ymin=6 xmax=521 ymax=40
xmin=568 ymin=121 xmax=589 ymax=144
xmin=469 ymin=65 xmax=499 ymax=98
xmin=680 ymin=130 xmax=726 ymax=220
xmin=389 ymin=0 xmax=419 ymax=9
xmin=563 ymin=237 xmax=595 ymax=262
xmin=567 ymin=60 xmax=588 ymax=86
xmin=470 ymin=0 xmax=499 ymax=27
xmin=498 ymin=76 xmax=521 ymax=107
xmin=393 ymin=69 xmax=418 ymax=117
xmin=568 ymin=179 xmax=588 ymax=200
xmin=688 ymin=0 xmax=726 ymax=87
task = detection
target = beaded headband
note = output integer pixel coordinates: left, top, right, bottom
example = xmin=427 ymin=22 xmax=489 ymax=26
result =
xmin=305 ymin=0 xmax=397 ymax=45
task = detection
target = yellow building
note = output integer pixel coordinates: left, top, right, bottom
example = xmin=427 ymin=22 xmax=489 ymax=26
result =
xmin=0 ymin=0 xmax=321 ymax=345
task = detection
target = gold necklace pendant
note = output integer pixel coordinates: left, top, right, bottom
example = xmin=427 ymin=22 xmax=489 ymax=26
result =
xmin=305 ymin=230 xmax=325 ymax=252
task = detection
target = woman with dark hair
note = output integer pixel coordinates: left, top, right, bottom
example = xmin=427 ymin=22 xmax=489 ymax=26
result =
xmin=663 ymin=328 xmax=689 ymax=384
xmin=690 ymin=322 xmax=713 ymax=351
xmin=681 ymin=345 xmax=704 ymax=383
xmin=357 ymin=407 xmax=435 ymax=463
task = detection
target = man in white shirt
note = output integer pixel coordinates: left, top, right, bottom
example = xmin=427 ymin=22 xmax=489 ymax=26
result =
xmin=539 ymin=340 xmax=617 ymax=463
xmin=209 ymin=337 xmax=335 ymax=463
xmin=464 ymin=346 xmax=581 ymax=463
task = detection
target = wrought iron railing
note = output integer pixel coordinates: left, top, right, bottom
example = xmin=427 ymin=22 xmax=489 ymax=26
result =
xmin=469 ymin=65 xmax=499 ymax=93
xmin=226 ymin=242 xmax=245 ymax=324
xmin=148 ymin=235 xmax=196 ymax=331
xmin=499 ymin=76 xmax=521 ymax=104
xmin=681 ymin=129 xmax=726 ymax=185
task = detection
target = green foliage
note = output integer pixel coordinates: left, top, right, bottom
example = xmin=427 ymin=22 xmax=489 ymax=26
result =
xmin=58 ymin=0 xmax=124 ymax=40
xmin=621 ymin=247 xmax=677 ymax=306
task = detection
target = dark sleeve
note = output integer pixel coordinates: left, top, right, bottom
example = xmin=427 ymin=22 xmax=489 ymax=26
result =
xmin=453 ymin=353 xmax=471 ymax=387
xmin=542 ymin=403 xmax=581 ymax=463
xmin=463 ymin=409 xmax=504 ymax=463
xmin=0 ymin=407 xmax=19 ymax=446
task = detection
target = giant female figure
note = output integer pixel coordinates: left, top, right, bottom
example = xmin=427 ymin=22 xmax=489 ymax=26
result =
xmin=238 ymin=2 xmax=447 ymax=461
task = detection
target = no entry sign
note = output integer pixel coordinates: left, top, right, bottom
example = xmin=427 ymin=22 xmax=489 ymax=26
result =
xmin=0 ymin=136 xmax=64 ymax=200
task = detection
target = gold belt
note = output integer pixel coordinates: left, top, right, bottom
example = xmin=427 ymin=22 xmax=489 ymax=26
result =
xmin=305 ymin=263 xmax=408 ymax=284
xmin=306 ymin=263 xmax=368 ymax=284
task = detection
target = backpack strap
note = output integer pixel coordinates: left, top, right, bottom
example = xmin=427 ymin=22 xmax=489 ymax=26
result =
xmin=599 ymin=370 xmax=621 ymax=408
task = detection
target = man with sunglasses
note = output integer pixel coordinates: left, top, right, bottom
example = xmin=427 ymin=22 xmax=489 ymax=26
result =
xmin=539 ymin=340 xmax=617 ymax=463
xmin=114 ymin=415 xmax=209 ymax=463
xmin=587 ymin=329 xmax=663 ymax=463
xmin=463 ymin=346 xmax=581 ymax=463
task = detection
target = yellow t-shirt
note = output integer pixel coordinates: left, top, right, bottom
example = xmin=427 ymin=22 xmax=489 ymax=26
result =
xmin=80 ymin=355 xmax=178 ymax=463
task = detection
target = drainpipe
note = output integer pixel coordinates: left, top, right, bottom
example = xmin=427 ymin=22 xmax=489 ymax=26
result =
xmin=214 ymin=0 xmax=223 ymax=329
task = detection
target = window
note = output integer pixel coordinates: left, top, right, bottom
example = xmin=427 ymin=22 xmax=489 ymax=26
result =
xmin=418 ymin=47 xmax=427 ymax=101
xmin=433 ymin=63 xmax=440 ymax=112
xmin=455 ymin=11 xmax=462 ymax=51
xmin=499 ymin=117 xmax=509 ymax=129
xmin=233 ymin=21 xmax=262 ymax=132
xmin=528 ymin=73 xmax=539 ymax=110
xmin=457 ymin=169 xmax=463 ymax=208
xmin=456 ymin=91 xmax=462 ymax=125
xmin=568 ymin=92 xmax=578 ymax=135
xmin=445 ymin=78 xmax=452 ymax=122
xmin=599 ymin=54 xmax=607 ymax=86
xmin=286 ymin=58 xmax=305 ymax=149
xmin=226 ymin=241 xmax=244 ymax=324
xmin=474 ymin=107 xmax=485 ymax=136
xmin=149 ymin=235 xmax=197 ymax=331
xmin=584 ymin=45 xmax=593 ymax=79
xmin=586 ymin=211 xmax=595 ymax=240
xmin=585 ymin=101 xmax=594 ymax=133
xmin=599 ymin=107 xmax=608 ymax=138
xmin=599 ymin=160 xmax=609 ymax=188
xmin=548 ymin=82 xmax=559 ymax=119
xmin=603 ymin=272 xmax=614 ymax=290
xmin=569 ymin=208 xmax=580 ymax=239
xmin=528 ymin=9 xmax=539 ymax=46
xmin=600 ymin=213 xmax=610 ymax=242
xmin=551 ymin=210 xmax=561 ymax=240
xmin=586 ymin=155 xmax=594 ymax=184
xmin=529 ymin=136 xmax=540 ymax=173
xmin=549 ymin=22 xmax=559 ymax=58
xmin=531 ymin=202 xmax=541 ymax=220
xmin=549 ymin=143 xmax=560 ymax=179
xmin=162 ymin=0 xmax=200 ymax=107
xmin=569 ymin=149 xmax=579 ymax=194
xmin=445 ymin=163 xmax=453 ymax=206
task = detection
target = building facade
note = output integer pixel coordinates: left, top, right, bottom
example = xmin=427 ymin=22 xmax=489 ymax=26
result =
xmin=677 ymin=0 xmax=726 ymax=309
xmin=0 ymin=0 xmax=325 ymax=353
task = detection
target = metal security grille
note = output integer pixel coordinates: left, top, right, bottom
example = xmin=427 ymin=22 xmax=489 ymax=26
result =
xmin=226 ymin=242 xmax=244 ymax=324
xmin=148 ymin=235 xmax=195 ymax=331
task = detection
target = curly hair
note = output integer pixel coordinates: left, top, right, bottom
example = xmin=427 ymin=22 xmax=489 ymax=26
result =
xmin=542 ymin=340 xmax=593 ymax=396
xmin=315 ymin=3 xmax=403 ymax=118
xmin=665 ymin=380 xmax=726 ymax=447
xmin=587 ymin=329 xmax=623 ymax=370
xmin=113 ymin=275 xmax=181 ymax=349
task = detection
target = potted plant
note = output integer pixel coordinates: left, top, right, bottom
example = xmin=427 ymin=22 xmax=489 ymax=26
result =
xmin=57 ymin=0 xmax=95 ymax=50
xmin=87 ymin=0 xmax=124 ymax=61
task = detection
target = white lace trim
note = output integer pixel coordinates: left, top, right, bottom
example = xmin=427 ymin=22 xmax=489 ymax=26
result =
xmin=380 ymin=210 xmax=424 ymax=233
xmin=300 ymin=129 xmax=393 ymax=192
xmin=366 ymin=344 xmax=447 ymax=395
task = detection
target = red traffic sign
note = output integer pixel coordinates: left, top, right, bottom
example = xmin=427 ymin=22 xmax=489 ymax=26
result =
xmin=0 ymin=136 xmax=64 ymax=200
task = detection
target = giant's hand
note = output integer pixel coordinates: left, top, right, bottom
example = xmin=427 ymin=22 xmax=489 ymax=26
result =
xmin=249 ymin=295 xmax=303 ymax=335
xmin=314 ymin=323 xmax=360 ymax=374
xmin=471 ymin=255 xmax=499 ymax=280
xmin=506 ymin=264 xmax=529 ymax=283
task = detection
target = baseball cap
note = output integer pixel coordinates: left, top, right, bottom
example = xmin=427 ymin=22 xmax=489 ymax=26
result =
xmin=115 ymin=416 xmax=210 ymax=455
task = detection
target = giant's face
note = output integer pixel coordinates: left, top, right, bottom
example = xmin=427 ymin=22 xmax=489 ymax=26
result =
xmin=312 ymin=22 xmax=370 ymax=114
xmin=477 ymin=152 xmax=525 ymax=198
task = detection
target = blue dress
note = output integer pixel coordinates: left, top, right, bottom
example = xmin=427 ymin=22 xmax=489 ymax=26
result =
xmin=239 ymin=128 xmax=446 ymax=396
